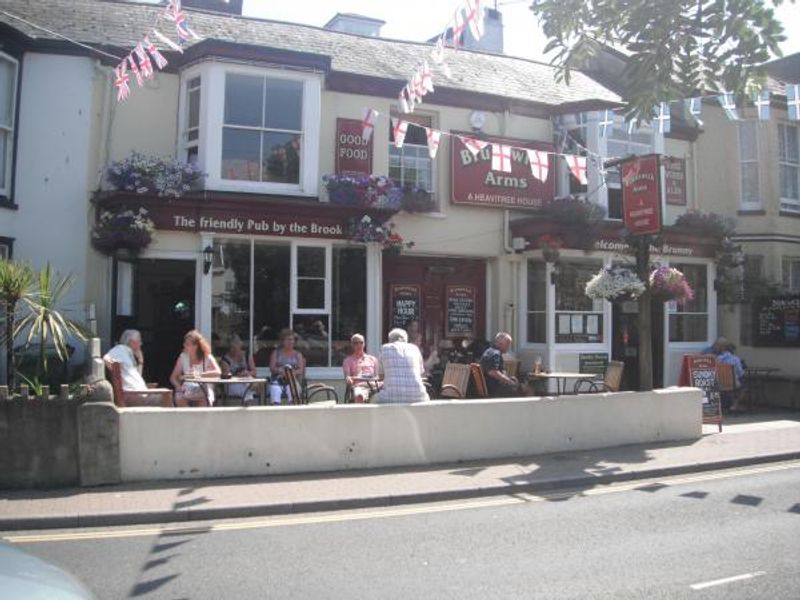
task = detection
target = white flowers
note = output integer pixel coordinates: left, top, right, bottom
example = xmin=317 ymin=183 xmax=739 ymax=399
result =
xmin=585 ymin=266 xmax=646 ymax=301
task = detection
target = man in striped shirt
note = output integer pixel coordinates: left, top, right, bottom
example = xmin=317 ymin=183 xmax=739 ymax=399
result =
xmin=374 ymin=328 xmax=430 ymax=404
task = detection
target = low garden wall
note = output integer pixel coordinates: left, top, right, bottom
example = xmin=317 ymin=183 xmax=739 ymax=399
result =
xmin=118 ymin=388 xmax=703 ymax=482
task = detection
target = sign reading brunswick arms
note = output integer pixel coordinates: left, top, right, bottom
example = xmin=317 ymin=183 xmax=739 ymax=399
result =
xmin=451 ymin=134 xmax=555 ymax=209
xmin=621 ymin=154 xmax=663 ymax=235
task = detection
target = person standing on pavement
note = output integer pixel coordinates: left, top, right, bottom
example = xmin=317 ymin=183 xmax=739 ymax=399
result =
xmin=480 ymin=332 xmax=521 ymax=397
xmin=374 ymin=328 xmax=429 ymax=404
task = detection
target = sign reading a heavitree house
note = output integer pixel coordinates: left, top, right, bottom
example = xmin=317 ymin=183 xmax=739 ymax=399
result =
xmin=451 ymin=134 xmax=555 ymax=209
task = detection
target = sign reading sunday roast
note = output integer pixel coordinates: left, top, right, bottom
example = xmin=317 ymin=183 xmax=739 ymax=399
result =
xmin=451 ymin=133 xmax=555 ymax=209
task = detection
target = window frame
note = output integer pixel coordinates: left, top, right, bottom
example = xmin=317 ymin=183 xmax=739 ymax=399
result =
xmin=388 ymin=110 xmax=438 ymax=208
xmin=0 ymin=51 xmax=19 ymax=201
xmin=778 ymin=122 xmax=800 ymax=212
xmin=178 ymin=62 xmax=321 ymax=197
xmin=553 ymin=258 xmax=605 ymax=345
xmin=667 ymin=262 xmax=710 ymax=343
xmin=738 ymin=120 xmax=762 ymax=210
xmin=782 ymin=256 xmax=800 ymax=292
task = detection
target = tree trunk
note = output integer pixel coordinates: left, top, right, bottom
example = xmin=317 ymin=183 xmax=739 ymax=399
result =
xmin=4 ymin=299 xmax=14 ymax=389
xmin=635 ymin=236 xmax=654 ymax=391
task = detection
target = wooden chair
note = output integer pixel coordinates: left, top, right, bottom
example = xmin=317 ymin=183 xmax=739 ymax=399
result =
xmin=715 ymin=362 xmax=738 ymax=411
xmin=503 ymin=357 xmax=521 ymax=380
xmin=573 ymin=360 xmax=625 ymax=394
xmin=468 ymin=363 xmax=489 ymax=399
xmin=283 ymin=365 xmax=339 ymax=404
xmin=438 ymin=363 xmax=472 ymax=399
xmin=107 ymin=362 xmax=173 ymax=407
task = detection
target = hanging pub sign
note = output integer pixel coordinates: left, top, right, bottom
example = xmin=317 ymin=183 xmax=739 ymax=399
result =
xmin=336 ymin=118 xmax=373 ymax=176
xmin=663 ymin=156 xmax=687 ymax=206
xmin=390 ymin=284 xmax=421 ymax=329
xmin=621 ymin=154 xmax=662 ymax=235
xmin=450 ymin=133 xmax=555 ymax=209
xmin=446 ymin=285 xmax=476 ymax=337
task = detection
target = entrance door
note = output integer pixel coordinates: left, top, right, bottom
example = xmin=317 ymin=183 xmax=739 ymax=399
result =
xmin=113 ymin=259 xmax=196 ymax=387
xmin=383 ymin=256 xmax=486 ymax=355
xmin=611 ymin=300 xmax=665 ymax=390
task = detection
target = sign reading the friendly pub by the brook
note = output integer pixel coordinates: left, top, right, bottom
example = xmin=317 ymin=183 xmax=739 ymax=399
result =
xmin=451 ymin=134 xmax=555 ymax=209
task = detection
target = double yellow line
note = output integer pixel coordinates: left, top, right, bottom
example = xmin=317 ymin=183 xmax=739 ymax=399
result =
xmin=6 ymin=460 xmax=798 ymax=545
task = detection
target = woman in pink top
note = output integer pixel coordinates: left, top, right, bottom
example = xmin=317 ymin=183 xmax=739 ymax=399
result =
xmin=342 ymin=333 xmax=378 ymax=403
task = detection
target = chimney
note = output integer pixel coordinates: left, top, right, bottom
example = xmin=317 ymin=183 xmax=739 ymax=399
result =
xmin=182 ymin=0 xmax=243 ymax=15
xmin=324 ymin=13 xmax=385 ymax=37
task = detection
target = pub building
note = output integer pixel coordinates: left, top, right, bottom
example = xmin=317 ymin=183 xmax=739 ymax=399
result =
xmin=24 ymin=2 xmax=715 ymax=389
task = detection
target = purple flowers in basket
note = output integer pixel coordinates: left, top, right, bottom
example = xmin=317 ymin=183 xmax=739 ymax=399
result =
xmin=107 ymin=152 xmax=204 ymax=198
xmin=649 ymin=266 xmax=694 ymax=303
xmin=323 ymin=174 xmax=403 ymax=210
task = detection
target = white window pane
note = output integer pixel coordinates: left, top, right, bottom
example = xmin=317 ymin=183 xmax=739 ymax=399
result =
xmin=224 ymin=73 xmax=263 ymax=127
xmin=0 ymin=58 xmax=14 ymax=128
xmin=222 ymin=128 xmax=261 ymax=181
xmin=262 ymin=132 xmax=300 ymax=184
xmin=264 ymin=79 xmax=302 ymax=131
xmin=738 ymin=121 xmax=757 ymax=161
xmin=780 ymin=165 xmax=799 ymax=199
xmin=787 ymin=126 xmax=799 ymax=163
xmin=0 ymin=130 xmax=7 ymax=190
xmin=187 ymin=88 xmax=200 ymax=130
xmin=741 ymin=162 xmax=760 ymax=203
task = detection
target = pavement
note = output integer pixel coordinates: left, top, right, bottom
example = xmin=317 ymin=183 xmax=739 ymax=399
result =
xmin=1 ymin=410 xmax=799 ymax=531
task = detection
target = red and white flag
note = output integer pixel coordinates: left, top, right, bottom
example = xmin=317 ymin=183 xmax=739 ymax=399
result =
xmin=450 ymin=9 xmax=466 ymax=48
xmin=143 ymin=36 xmax=168 ymax=70
xmin=134 ymin=43 xmax=154 ymax=79
xmin=464 ymin=0 xmax=485 ymax=40
xmin=127 ymin=54 xmax=143 ymax=87
xmin=565 ymin=154 xmax=588 ymax=185
xmin=361 ymin=108 xmax=378 ymax=142
xmin=152 ymin=29 xmax=183 ymax=53
xmin=392 ymin=118 xmax=409 ymax=148
xmin=491 ymin=144 xmax=512 ymax=173
xmin=399 ymin=87 xmax=410 ymax=113
xmin=114 ymin=62 xmax=130 ymax=102
xmin=426 ymin=128 xmax=442 ymax=159
xmin=459 ymin=135 xmax=488 ymax=157
xmin=526 ymin=149 xmax=549 ymax=183
xmin=411 ymin=70 xmax=424 ymax=102
xmin=421 ymin=61 xmax=434 ymax=94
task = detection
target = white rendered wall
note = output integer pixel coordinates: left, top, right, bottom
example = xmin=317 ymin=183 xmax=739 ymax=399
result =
xmin=119 ymin=388 xmax=702 ymax=481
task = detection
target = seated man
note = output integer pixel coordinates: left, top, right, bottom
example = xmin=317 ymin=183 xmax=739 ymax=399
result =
xmin=103 ymin=329 xmax=168 ymax=406
xmin=374 ymin=328 xmax=429 ymax=404
xmin=342 ymin=333 xmax=379 ymax=403
xmin=480 ymin=332 xmax=521 ymax=398
xmin=717 ymin=342 xmax=745 ymax=411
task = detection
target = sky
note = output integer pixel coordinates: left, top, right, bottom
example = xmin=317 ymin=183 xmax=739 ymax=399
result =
xmin=241 ymin=0 xmax=800 ymax=63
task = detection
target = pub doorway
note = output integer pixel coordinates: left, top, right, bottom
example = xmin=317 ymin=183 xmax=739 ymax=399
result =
xmin=611 ymin=299 xmax=664 ymax=390
xmin=383 ymin=255 xmax=486 ymax=357
xmin=112 ymin=258 xmax=196 ymax=387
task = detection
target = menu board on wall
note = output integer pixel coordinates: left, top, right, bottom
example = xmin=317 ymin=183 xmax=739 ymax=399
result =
xmin=753 ymin=295 xmax=800 ymax=347
xmin=686 ymin=354 xmax=722 ymax=428
xmin=390 ymin=284 xmax=421 ymax=329
xmin=446 ymin=285 xmax=476 ymax=337
xmin=663 ymin=156 xmax=687 ymax=206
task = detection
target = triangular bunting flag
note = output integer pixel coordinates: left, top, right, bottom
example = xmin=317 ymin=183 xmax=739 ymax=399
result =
xmin=450 ymin=9 xmax=466 ymax=48
xmin=392 ymin=118 xmax=409 ymax=148
xmin=134 ymin=43 xmax=154 ymax=79
xmin=114 ymin=62 xmax=130 ymax=102
xmin=491 ymin=144 xmax=512 ymax=173
xmin=152 ymin=29 xmax=183 ymax=53
xmin=525 ymin=149 xmax=549 ymax=183
xmin=143 ymin=36 xmax=168 ymax=70
xmin=459 ymin=135 xmax=488 ymax=157
xmin=399 ymin=87 xmax=410 ymax=114
xmin=361 ymin=108 xmax=378 ymax=142
xmin=565 ymin=155 xmax=588 ymax=185
xmin=465 ymin=0 xmax=485 ymax=40
xmin=718 ymin=92 xmax=739 ymax=120
xmin=421 ymin=61 xmax=434 ymax=94
xmin=753 ymin=90 xmax=770 ymax=121
xmin=128 ymin=54 xmax=143 ymax=87
xmin=426 ymin=128 xmax=442 ymax=159
xmin=788 ymin=84 xmax=800 ymax=121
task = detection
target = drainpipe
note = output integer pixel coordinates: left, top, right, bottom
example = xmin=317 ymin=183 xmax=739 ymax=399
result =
xmin=503 ymin=209 xmax=517 ymax=340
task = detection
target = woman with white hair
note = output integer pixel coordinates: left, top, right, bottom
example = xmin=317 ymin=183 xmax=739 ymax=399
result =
xmin=375 ymin=328 xmax=429 ymax=404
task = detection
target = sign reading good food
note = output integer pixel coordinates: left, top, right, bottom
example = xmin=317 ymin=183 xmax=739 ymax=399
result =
xmin=621 ymin=154 xmax=662 ymax=235
xmin=451 ymin=134 xmax=555 ymax=209
xmin=446 ymin=285 xmax=476 ymax=337
xmin=336 ymin=118 xmax=373 ymax=176
xmin=663 ymin=156 xmax=687 ymax=206
xmin=390 ymin=284 xmax=421 ymax=329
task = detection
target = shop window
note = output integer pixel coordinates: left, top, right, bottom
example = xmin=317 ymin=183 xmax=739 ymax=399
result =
xmin=526 ymin=261 xmax=546 ymax=343
xmin=668 ymin=263 xmax=708 ymax=342
xmin=211 ymin=239 xmax=256 ymax=355
xmin=739 ymin=120 xmax=762 ymax=209
xmin=778 ymin=123 xmax=799 ymax=212
xmin=554 ymin=261 xmax=603 ymax=343
xmin=389 ymin=113 xmax=434 ymax=194
xmin=782 ymin=256 xmax=800 ymax=292
xmin=0 ymin=53 xmax=18 ymax=199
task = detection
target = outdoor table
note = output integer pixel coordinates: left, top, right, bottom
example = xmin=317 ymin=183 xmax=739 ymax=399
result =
xmin=743 ymin=367 xmax=780 ymax=407
xmin=182 ymin=376 xmax=266 ymax=406
xmin=528 ymin=372 xmax=598 ymax=395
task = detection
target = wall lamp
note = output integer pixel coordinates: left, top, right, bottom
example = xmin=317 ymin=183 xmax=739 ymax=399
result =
xmin=202 ymin=245 xmax=214 ymax=275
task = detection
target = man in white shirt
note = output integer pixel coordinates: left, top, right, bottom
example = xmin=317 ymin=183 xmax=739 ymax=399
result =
xmin=375 ymin=328 xmax=429 ymax=404
xmin=103 ymin=329 xmax=151 ymax=402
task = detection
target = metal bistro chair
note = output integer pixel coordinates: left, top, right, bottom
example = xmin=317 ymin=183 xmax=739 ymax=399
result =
xmin=107 ymin=361 xmax=173 ymax=407
xmin=573 ymin=361 xmax=625 ymax=394
xmin=438 ymin=363 xmax=472 ymax=399
xmin=283 ymin=365 xmax=338 ymax=404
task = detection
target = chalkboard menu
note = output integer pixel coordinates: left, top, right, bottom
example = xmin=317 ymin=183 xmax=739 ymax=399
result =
xmin=579 ymin=352 xmax=609 ymax=375
xmin=390 ymin=284 xmax=420 ymax=329
xmin=446 ymin=285 xmax=476 ymax=337
xmin=753 ymin=295 xmax=800 ymax=347
xmin=686 ymin=354 xmax=722 ymax=430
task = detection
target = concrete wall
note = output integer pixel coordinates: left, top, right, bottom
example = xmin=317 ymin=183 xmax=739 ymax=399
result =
xmin=119 ymin=387 xmax=702 ymax=481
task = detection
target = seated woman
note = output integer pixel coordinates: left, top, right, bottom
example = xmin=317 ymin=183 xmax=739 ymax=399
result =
xmin=342 ymin=333 xmax=379 ymax=403
xmin=170 ymin=330 xmax=221 ymax=407
xmin=269 ymin=328 xmax=306 ymax=404
xmin=220 ymin=335 xmax=258 ymax=404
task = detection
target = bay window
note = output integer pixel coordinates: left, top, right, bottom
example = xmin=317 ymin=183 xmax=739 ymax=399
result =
xmin=668 ymin=263 xmax=708 ymax=342
xmin=778 ymin=123 xmax=799 ymax=212
xmin=0 ymin=52 xmax=18 ymax=198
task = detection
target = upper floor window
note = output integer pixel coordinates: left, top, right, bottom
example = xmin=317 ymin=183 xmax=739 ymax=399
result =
xmin=782 ymin=256 xmax=800 ymax=292
xmin=0 ymin=53 xmax=19 ymax=198
xmin=389 ymin=113 xmax=434 ymax=195
xmin=738 ymin=120 xmax=762 ymax=209
xmin=778 ymin=123 xmax=799 ymax=212
xmin=179 ymin=63 xmax=321 ymax=197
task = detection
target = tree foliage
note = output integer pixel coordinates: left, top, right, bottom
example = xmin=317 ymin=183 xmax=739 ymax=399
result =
xmin=531 ymin=0 xmax=790 ymax=121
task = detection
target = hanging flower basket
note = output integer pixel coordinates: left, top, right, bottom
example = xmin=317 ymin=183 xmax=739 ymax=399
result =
xmin=347 ymin=215 xmax=414 ymax=254
xmin=323 ymin=174 xmax=402 ymax=210
xmin=106 ymin=152 xmax=204 ymax=198
xmin=649 ymin=266 xmax=694 ymax=304
xmin=585 ymin=266 xmax=646 ymax=302
xmin=91 ymin=207 xmax=155 ymax=256
xmin=537 ymin=234 xmax=562 ymax=263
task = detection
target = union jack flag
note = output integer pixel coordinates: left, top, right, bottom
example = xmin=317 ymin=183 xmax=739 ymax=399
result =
xmin=143 ymin=36 xmax=168 ymax=70
xmin=127 ymin=54 xmax=143 ymax=87
xmin=114 ymin=62 xmax=130 ymax=102
xmin=166 ymin=0 xmax=200 ymax=43
xmin=134 ymin=43 xmax=154 ymax=79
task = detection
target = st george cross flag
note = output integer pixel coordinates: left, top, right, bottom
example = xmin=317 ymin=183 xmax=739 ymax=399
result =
xmin=752 ymin=90 xmax=770 ymax=121
xmin=565 ymin=155 xmax=588 ymax=185
xmin=491 ymin=144 xmax=512 ymax=173
xmin=143 ymin=36 xmax=168 ymax=70
xmin=421 ymin=62 xmax=434 ymax=94
xmin=685 ymin=97 xmax=703 ymax=127
xmin=718 ymin=92 xmax=739 ymax=120
xmin=788 ymin=84 xmax=800 ymax=121
xmin=598 ymin=110 xmax=614 ymax=137
xmin=114 ymin=63 xmax=130 ymax=102
xmin=426 ymin=128 xmax=442 ymax=159
xmin=399 ymin=87 xmax=411 ymax=114
xmin=654 ymin=102 xmax=671 ymax=134
xmin=525 ymin=149 xmax=549 ymax=183
xmin=459 ymin=135 xmax=489 ymax=157
xmin=361 ymin=108 xmax=378 ymax=142
xmin=450 ymin=9 xmax=466 ymax=48
xmin=464 ymin=0 xmax=485 ymax=40
xmin=392 ymin=118 xmax=409 ymax=149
